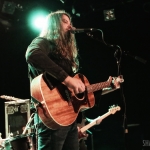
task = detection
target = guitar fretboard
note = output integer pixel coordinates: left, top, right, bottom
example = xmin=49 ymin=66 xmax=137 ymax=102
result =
xmin=80 ymin=106 xmax=121 ymax=133
xmin=80 ymin=112 xmax=111 ymax=133
xmin=86 ymin=80 xmax=111 ymax=93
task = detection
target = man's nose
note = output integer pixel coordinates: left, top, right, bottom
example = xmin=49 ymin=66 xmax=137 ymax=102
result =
xmin=68 ymin=25 xmax=73 ymax=30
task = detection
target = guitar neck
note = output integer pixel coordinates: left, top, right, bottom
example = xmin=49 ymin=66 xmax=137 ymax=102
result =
xmin=0 ymin=95 xmax=24 ymax=101
xmin=86 ymin=81 xmax=111 ymax=93
xmin=80 ymin=111 xmax=111 ymax=133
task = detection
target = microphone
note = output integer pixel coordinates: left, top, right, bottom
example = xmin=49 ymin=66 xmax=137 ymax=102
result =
xmin=70 ymin=27 xmax=97 ymax=34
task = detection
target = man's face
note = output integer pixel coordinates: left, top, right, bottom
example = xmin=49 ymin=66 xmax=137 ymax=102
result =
xmin=61 ymin=14 xmax=72 ymax=33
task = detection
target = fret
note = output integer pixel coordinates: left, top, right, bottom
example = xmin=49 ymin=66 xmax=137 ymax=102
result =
xmin=86 ymin=81 xmax=111 ymax=93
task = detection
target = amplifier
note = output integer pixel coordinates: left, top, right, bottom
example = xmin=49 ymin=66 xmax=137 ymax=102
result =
xmin=4 ymin=99 xmax=30 ymax=138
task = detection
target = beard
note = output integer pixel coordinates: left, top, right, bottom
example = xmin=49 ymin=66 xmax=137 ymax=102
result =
xmin=64 ymin=30 xmax=72 ymax=41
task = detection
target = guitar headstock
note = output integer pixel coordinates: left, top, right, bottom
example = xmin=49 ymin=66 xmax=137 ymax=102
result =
xmin=111 ymin=75 xmax=124 ymax=89
xmin=113 ymin=75 xmax=124 ymax=83
xmin=0 ymin=95 xmax=18 ymax=101
xmin=108 ymin=105 xmax=121 ymax=114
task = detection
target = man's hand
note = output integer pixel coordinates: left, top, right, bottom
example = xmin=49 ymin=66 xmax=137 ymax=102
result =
xmin=63 ymin=76 xmax=85 ymax=94
xmin=77 ymin=126 xmax=88 ymax=140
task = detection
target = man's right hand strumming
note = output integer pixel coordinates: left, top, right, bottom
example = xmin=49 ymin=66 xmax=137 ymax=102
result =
xmin=63 ymin=76 xmax=85 ymax=94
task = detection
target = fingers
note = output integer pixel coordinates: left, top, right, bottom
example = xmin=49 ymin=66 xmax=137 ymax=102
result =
xmin=63 ymin=76 xmax=85 ymax=94
xmin=73 ymin=78 xmax=85 ymax=94
xmin=83 ymin=133 xmax=88 ymax=138
xmin=74 ymin=81 xmax=85 ymax=94
xmin=108 ymin=76 xmax=112 ymax=81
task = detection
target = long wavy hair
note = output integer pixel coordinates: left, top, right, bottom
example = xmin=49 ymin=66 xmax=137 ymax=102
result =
xmin=40 ymin=10 xmax=79 ymax=73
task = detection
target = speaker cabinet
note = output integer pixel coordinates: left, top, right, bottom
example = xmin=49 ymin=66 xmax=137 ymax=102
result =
xmin=5 ymin=100 xmax=30 ymax=137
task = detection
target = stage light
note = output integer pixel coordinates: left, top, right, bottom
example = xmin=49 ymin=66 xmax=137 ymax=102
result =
xmin=60 ymin=0 xmax=65 ymax=4
xmin=72 ymin=6 xmax=80 ymax=17
xmin=27 ymin=8 xmax=48 ymax=31
xmin=2 ymin=1 xmax=16 ymax=15
xmin=32 ymin=16 xmax=46 ymax=30
xmin=103 ymin=9 xmax=116 ymax=21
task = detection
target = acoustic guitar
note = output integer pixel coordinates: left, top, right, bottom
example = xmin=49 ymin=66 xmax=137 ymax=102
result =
xmin=30 ymin=73 xmax=122 ymax=129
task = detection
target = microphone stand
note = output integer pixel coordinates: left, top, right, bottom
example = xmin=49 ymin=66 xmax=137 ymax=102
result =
xmin=86 ymin=30 xmax=128 ymax=135
xmin=113 ymin=45 xmax=128 ymax=134
xmin=86 ymin=29 xmax=148 ymax=149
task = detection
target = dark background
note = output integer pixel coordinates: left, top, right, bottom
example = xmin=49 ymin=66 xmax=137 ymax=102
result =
xmin=0 ymin=0 xmax=150 ymax=149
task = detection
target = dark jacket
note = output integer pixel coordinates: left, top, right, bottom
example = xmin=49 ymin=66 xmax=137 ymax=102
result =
xmin=25 ymin=37 xmax=75 ymax=84
xmin=25 ymin=36 xmax=82 ymax=123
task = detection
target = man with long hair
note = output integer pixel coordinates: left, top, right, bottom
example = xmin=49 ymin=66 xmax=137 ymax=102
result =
xmin=26 ymin=10 xmax=86 ymax=150
xmin=25 ymin=10 xmax=123 ymax=150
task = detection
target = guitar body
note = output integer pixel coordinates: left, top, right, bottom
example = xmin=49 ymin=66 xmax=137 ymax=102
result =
xmin=31 ymin=73 xmax=95 ymax=129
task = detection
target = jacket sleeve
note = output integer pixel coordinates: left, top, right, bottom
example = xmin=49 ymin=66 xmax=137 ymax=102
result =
xmin=25 ymin=37 xmax=68 ymax=82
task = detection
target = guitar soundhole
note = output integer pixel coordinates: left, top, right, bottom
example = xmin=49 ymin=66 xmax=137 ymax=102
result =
xmin=75 ymin=92 xmax=85 ymax=100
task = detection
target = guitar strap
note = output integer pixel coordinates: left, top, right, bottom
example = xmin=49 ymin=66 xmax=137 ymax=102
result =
xmin=42 ymin=72 xmax=58 ymax=90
